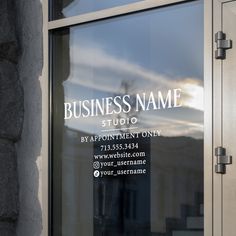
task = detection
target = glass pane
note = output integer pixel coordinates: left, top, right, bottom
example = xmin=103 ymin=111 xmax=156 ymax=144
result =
xmin=51 ymin=1 xmax=204 ymax=236
xmin=50 ymin=0 xmax=143 ymax=20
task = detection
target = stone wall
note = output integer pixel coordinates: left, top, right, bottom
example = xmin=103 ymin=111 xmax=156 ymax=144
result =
xmin=15 ymin=0 xmax=44 ymax=235
xmin=0 ymin=1 xmax=24 ymax=235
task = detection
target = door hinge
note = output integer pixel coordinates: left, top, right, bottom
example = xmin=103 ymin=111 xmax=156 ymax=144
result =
xmin=215 ymin=146 xmax=232 ymax=174
xmin=215 ymin=31 xmax=232 ymax=60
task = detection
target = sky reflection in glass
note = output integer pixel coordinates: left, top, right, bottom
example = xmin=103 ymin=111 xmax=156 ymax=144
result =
xmin=62 ymin=1 xmax=204 ymax=138
xmin=52 ymin=0 xmax=143 ymax=20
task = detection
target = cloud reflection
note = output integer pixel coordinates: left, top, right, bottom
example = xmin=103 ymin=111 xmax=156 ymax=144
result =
xmin=64 ymin=44 xmax=203 ymax=138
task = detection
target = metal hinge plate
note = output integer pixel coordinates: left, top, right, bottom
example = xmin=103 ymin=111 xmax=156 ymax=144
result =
xmin=215 ymin=146 xmax=232 ymax=174
xmin=215 ymin=31 xmax=232 ymax=60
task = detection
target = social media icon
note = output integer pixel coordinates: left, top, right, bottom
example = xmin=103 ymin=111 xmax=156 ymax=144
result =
xmin=94 ymin=170 xmax=100 ymax=178
xmin=93 ymin=161 xmax=100 ymax=169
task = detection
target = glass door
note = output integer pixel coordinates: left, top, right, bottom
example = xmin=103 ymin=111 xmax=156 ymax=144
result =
xmin=50 ymin=1 xmax=204 ymax=235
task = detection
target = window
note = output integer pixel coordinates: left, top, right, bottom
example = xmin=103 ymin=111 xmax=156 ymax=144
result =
xmin=49 ymin=1 xmax=204 ymax=235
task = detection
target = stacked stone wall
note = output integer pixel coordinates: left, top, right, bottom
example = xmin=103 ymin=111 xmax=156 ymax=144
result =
xmin=0 ymin=1 xmax=24 ymax=235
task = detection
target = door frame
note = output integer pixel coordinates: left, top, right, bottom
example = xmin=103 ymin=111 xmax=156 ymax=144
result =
xmin=213 ymin=1 xmax=222 ymax=235
xmin=45 ymin=0 xmax=214 ymax=235
xmin=212 ymin=1 xmax=236 ymax=235
xmin=204 ymin=0 xmax=213 ymax=235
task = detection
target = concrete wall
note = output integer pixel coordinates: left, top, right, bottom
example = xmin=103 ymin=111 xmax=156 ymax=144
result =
xmin=15 ymin=1 xmax=45 ymax=235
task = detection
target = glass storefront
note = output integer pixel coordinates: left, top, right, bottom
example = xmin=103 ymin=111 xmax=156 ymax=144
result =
xmin=51 ymin=1 xmax=204 ymax=235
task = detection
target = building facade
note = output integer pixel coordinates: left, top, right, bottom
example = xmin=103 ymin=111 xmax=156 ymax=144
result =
xmin=0 ymin=0 xmax=236 ymax=235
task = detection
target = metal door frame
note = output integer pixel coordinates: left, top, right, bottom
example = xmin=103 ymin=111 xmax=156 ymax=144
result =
xmin=42 ymin=0 xmax=214 ymax=235
xmin=205 ymin=0 xmax=213 ymax=235
xmin=213 ymin=1 xmax=223 ymax=235
xmin=213 ymin=1 xmax=236 ymax=235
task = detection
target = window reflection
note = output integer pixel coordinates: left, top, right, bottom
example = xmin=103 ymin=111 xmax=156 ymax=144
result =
xmin=51 ymin=0 xmax=143 ymax=20
xmin=64 ymin=2 xmax=203 ymax=139
xmin=52 ymin=1 xmax=204 ymax=236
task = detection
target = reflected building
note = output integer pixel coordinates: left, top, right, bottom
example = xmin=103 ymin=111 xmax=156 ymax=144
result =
xmin=61 ymin=127 xmax=203 ymax=235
